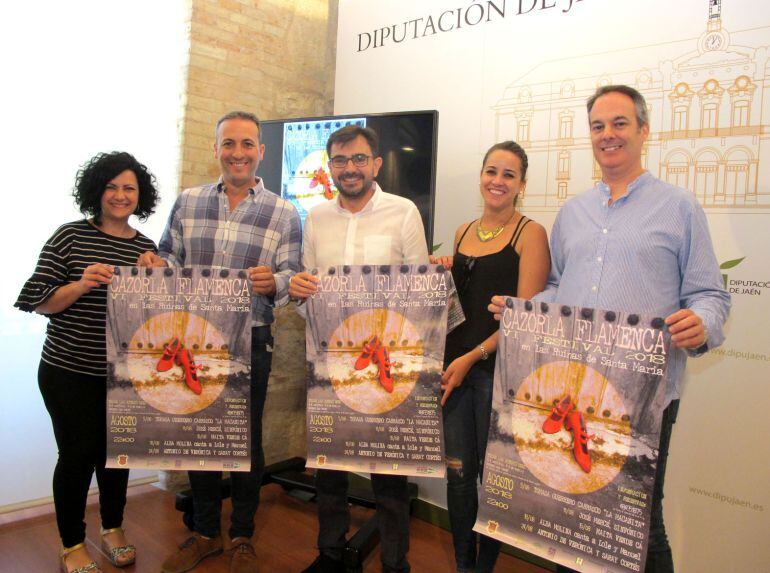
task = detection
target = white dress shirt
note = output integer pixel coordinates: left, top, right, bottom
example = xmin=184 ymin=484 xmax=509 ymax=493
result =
xmin=303 ymin=183 xmax=429 ymax=270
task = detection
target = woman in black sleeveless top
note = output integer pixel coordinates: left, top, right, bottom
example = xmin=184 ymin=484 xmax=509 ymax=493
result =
xmin=432 ymin=141 xmax=550 ymax=573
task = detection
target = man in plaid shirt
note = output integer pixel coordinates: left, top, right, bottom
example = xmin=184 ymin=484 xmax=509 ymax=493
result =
xmin=138 ymin=111 xmax=301 ymax=573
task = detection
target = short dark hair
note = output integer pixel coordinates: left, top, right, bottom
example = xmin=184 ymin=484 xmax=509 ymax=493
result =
xmin=72 ymin=152 xmax=159 ymax=226
xmin=215 ymin=111 xmax=261 ymax=140
xmin=587 ymin=84 xmax=649 ymax=127
xmin=482 ymin=140 xmax=529 ymax=181
xmin=326 ymin=125 xmax=380 ymax=157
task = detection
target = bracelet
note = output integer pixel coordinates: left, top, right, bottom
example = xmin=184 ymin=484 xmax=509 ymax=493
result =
xmin=477 ymin=344 xmax=489 ymax=360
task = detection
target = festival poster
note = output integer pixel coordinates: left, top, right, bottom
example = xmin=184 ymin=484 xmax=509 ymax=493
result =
xmin=105 ymin=266 xmax=252 ymax=472
xmin=280 ymin=116 xmax=366 ymax=225
xmin=305 ymin=264 xmax=452 ymax=477
xmin=474 ymin=298 xmax=669 ymax=573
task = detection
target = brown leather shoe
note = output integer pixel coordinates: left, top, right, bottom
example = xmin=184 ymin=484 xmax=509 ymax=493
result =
xmin=161 ymin=533 xmax=223 ymax=573
xmin=230 ymin=537 xmax=258 ymax=573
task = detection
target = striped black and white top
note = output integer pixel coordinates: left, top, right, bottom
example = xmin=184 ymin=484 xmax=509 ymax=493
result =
xmin=15 ymin=219 xmax=157 ymax=377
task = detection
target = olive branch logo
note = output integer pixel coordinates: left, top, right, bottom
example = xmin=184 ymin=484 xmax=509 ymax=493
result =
xmin=720 ymin=257 xmax=745 ymax=289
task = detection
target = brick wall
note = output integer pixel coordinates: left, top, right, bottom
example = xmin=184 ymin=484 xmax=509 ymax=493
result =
xmin=180 ymin=0 xmax=338 ymax=189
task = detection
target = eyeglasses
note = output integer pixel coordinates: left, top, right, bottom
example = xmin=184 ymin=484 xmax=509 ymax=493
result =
xmin=329 ymin=154 xmax=372 ymax=168
xmin=455 ymin=255 xmax=476 ymax=294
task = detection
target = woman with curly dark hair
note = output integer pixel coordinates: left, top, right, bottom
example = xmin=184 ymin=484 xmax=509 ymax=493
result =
xmin=15 ymin=151 xmax=159 ymax=573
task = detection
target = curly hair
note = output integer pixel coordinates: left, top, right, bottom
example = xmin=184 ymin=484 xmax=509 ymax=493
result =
xmin=73 ymin=151 xmax=159 ymax=225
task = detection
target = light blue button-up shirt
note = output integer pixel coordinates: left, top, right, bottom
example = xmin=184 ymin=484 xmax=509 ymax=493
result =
xmin=538 ymin=171 xmax=730 ymax=404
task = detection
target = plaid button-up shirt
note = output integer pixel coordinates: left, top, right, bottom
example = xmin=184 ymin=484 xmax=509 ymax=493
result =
xmin=158 ymin=178 xmax=301 ymax=326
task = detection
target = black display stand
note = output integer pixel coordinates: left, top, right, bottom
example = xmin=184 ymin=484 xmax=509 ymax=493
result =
xmin=174 ymin=457 xmax=419 ymax=572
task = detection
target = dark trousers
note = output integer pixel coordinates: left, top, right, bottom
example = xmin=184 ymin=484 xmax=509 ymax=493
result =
xmin=316 ymin=469 xmax=411 ymax=573
xmin=557 ymin=400 xmax=679 ymax=573
xmin=188 ymin=326 xmax=273 ymax=539
xmin=38 ymin=360 xmax=129 ymax=548
xmin=443 ymin=364 xmax=501 ymax=573
xmin=644 ymin=399 xmax=679 ymax=572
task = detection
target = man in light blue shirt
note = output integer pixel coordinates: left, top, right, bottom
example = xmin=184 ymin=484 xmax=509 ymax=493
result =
xmin=494 ymin=85 xmax=729 ymax=573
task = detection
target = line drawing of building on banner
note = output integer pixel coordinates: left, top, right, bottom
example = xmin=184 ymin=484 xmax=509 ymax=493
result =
xmin=493 ymin=1 xmax=770 ymax=213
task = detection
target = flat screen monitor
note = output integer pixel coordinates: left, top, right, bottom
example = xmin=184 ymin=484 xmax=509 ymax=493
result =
xmin=258 ymin=110 xmax=438 ymax=246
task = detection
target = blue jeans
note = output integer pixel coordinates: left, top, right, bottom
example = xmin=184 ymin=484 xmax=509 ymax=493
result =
xmin=189 ymin=326 xmax=272 ymax=539
xmin=316 ymin=469 xmax=411 ymax=573
xmin=557 ymin=400 xmax=679 ymax=573
xmin=443 ymin=364 xmax=501 ymax=573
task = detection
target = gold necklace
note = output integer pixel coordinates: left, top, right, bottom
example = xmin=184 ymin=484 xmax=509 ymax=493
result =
xmin=476 ymin=213 xmax=515 ymax=242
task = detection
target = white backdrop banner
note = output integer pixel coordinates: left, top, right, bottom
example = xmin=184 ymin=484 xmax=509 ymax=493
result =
xmin=336 ymin=1 xmax=770 ymax=571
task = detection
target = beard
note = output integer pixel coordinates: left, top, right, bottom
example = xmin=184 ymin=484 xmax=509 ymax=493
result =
xmin=332 ymin=170 xmax=374 ymax=199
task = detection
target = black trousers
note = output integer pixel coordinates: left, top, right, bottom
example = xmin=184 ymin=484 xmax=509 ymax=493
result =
xmin=316 ymin=469 xmax=411 ymax=573
xmin=38 ymin=360 xmax=129 ymax=548
xmin=188 ymin=326 xmax=273 ymax=539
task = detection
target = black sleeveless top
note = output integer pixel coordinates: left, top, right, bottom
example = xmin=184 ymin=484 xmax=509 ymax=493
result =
xmin=444 ymin=216 xmax=530 ymax=373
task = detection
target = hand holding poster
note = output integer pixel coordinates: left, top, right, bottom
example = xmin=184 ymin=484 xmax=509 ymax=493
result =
xmin=106 ymin=266 xmax=252 ymax=472
xmin=475 ymin=298 xmax=670 ymax=573
xmin=305 ymin=264 xmax=454 ymax=477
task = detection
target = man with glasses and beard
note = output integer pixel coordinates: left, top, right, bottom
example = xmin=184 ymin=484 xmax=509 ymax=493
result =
xmin=289 ymin=125 xmax=428 ymax=573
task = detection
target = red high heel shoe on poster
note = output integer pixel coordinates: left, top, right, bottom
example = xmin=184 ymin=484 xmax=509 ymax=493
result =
xmin=374 ymin=345 xmax=394 ymax=393
xmin=157 ymin=337 xmax=182 ymax=372
xmin=565 ymin=410 xmax=595 ymax=473
xmin=354 ymin=335 xmax=380 ymax=370
xmin=175 ymin=348 xmax=203 ymax=395
xmin=542 ymin=395 xmax=573 ymax=434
